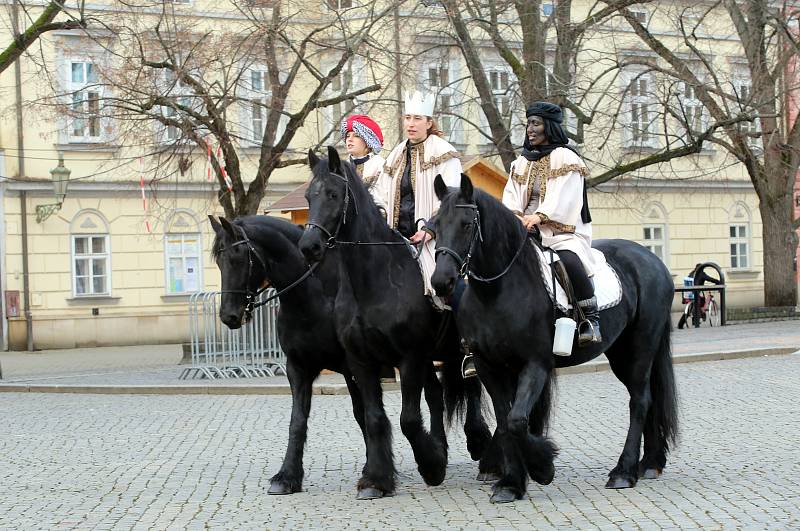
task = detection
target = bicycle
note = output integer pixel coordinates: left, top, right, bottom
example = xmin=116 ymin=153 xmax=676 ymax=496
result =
xmin=678 ymin=291 xmax=720 ymax=328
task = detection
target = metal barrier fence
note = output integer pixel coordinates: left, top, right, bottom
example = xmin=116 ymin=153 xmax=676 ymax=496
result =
xmin=179 ymin=290 xmax=286 ymax=379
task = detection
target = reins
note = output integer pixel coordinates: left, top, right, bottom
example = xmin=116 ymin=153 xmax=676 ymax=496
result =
xmin=435 ymin=203 xmax=528 ymax=283
xmin=217 ymin=225 xmax=318 ymax=318
xmin=304 ymin=170 xmax=423 ymax=252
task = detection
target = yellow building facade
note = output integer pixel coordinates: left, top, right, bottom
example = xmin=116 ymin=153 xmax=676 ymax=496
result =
xmin=0 ymin=1 xmax=777 ymax=349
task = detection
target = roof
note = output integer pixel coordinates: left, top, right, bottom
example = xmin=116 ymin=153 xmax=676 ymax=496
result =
xmin=264 ymin=181 xmax=309 ymax=212
xmin=263 ymin=156 xmax=508 ymax=214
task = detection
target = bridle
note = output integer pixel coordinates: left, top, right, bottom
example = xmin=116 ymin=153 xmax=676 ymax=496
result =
xmin=435 ymin=202 xmax=528 ymax=283
xmin=218 ymin=225 xmax=317 ymax=320
xmin=304 ymin=169 xmax=411 ymax=249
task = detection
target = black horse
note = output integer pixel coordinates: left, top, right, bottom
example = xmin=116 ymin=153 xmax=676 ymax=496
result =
xmin=298 ymin=147 xmax=493 ymax=500
xmin=431 ymin=175 xmax=679 ymax=503
xmin=210 ymin=215 xmax=365 ymax=496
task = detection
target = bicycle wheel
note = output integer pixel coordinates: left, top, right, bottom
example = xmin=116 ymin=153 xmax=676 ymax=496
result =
xmin=706 ymin=300 xmax=721 ymax=327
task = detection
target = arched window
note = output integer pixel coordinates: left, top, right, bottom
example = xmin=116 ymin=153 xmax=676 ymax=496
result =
xmin=70 ymin=209 xmax=111 ymax=296
xmin=164 ymin=210 xmax=203 ymax=294
xmin=641 ymin=202 xmax=668 ymax=264
xmin=728 ymin=202 xmax=751 ymax=269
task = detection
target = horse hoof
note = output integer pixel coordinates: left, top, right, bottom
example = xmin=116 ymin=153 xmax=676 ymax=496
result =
xmin=476 ymin=472 xmax=501 ymax=483
xmin=640 ymin=468 xmax=662 ymax=480
xmin=356 ymin=487 xmax=386 ymax=500
xmin=490 ymin=487 xmax=519 ymax=504
xmin=605 ymin=476 xmax=636 ymax=489
xmin=268 ymin=481 xmax=295 ymax=495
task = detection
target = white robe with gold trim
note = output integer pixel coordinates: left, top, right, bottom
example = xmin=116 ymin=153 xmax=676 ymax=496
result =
xmin=350 ymin=153 xmax=386 ymax=211
xmin=373 ymin=134 xmax=462 ymax=297
xmin=502 ymin=147 xmax=596 ymax=275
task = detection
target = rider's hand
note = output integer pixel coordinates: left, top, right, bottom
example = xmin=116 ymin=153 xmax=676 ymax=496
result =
xmin=409 ymin=229 xmax=429 ymax=244
xmin=519 ymin=214 xmax=541 ymax=231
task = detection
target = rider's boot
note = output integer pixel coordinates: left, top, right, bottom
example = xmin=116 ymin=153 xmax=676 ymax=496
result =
xmin=578 ymin=296 xmax=602 ymax=345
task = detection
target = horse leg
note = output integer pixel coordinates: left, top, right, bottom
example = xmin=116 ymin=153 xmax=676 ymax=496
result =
xmin=350 ymin=363 xmax=396 ymax=500
xmin=606 ymin=351 xmax=652 ymax=489
xmin=476 ymin=361 xmax=527 ymax=503
xmin=463 ymin=376 xmax=493 ymax=462
xmin=398 ymin=359 xmax=448 ymax=487
xmin=343 ymin=370 xmax=368 ymax=468
xmin=269 ymin=359 xmax=315 ymax=495
xmin=506 ymin=360 xmax=558 ymax=487
xmin=423 ymin=364 xmax=447 ymax=451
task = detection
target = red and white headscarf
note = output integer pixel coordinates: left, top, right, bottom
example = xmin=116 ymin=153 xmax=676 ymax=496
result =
xmin=340 ymin=114 xmax=384 ymax=153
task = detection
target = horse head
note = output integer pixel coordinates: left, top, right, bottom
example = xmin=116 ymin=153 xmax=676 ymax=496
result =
xmin=299 ymin=146 xmax=351 ymax=263
xmin=431 ymin=173 xmax=478 ymax=297
xmin=209 ymin=215 xmax=269 ymax=329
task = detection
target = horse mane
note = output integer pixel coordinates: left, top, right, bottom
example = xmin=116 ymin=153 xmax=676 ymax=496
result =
xmin=211 ymin=215 xmax=304 ymax=262
xmin=311 ymin=155 xmax=391 ymax=237
xmin=439 ymin=184 xmax=527 ymax=261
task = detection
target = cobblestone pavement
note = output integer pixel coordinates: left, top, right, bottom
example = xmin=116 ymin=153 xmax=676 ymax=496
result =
xmin=1 ymin=354 xmax=798 ymax=530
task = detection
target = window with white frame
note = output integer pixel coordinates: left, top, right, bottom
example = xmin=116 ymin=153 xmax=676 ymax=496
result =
xmin=680 ymin=81 xmax=706 ymax=134
xmin=734 ymin=77 xmax=761 ymax=148
xmin=641 ymin=202 xmax=668 ymax=264
xmin=479 ymin=65 xmax=524 ymax=145
xmin=68 ymin=60 xmax=103 ymax=142
xmin=425 ymin=57 xmax=464 ymax=144
xmin=71 ymin=210 xmax=111 ymax=297
xmin=729 ymin=202 xmax=751 ymax=269
xmin=622 ymin=69 xmax=657 ymax=147
xmin=155 ymin=65 xmax=197 ymax=144
xmin=73 ymin=235 xmax=110 ymax=296
xmin=164 ymin=211 xmax=202 ymax=294
xmin=247 ymin=68 xmax=269 ymax=144
xmin=330 ymin=66 xmax=354 ymax=127
xmin=327 ymin=0 xmax=352 ymax=9
xmin=629 ymin=7 xmax=648 ymax=24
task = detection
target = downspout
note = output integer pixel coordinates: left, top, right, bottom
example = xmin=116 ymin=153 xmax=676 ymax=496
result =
xmin=12 ymin=0 xmax=33 ymax=351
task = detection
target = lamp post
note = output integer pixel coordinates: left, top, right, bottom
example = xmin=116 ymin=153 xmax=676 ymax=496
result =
xmin=35 ymin=152 xmax=71 ymax=223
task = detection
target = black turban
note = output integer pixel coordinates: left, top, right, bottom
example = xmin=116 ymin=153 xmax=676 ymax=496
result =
xmin=526 ymin=101 xmax=563 ymax=123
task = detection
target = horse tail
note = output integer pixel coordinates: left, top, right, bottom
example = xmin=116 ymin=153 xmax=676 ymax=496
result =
xmin=530 ymin=367 xmax=556 ymax=436
xmin=441 ymin=353 xmax=467 ymax=425
xmin=648 ymin=313 xmax=679 ymax=451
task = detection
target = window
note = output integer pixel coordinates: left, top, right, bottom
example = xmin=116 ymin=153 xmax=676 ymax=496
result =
xmin=643 ymin=226 xmax=666 ymax=262
xmin=320 ymin=58 xmax=362 ymax=138
xmin=437 ymin=94 xmax=452 ymax=135
xmin=728 ymin=202 xmax=751 ymax=269
xmin=541 ymin=3 xmax=553 ymax=17
xmin=681 ymin=82 xmax=705 ymax=133
xmin=622 ymin=70 xmax=657 ymax=147
xmin=68 ymin=61 xmax=102 ymax=142
xmin=330 ymin=68 xmax=353 ymax=126
xmin=641 ymin=202 xmax=668 ymax=264
xmin=162 ymin=96 xmax=192 ymax=142
xmin=327 ymin=0 xmax=352 ymax=9
xmin=729 ymin=225 xmax=749 ymax=269
xmin=155 ymin=65 xmax=198 ymax=145
xmin=735 ymin=77 xmax=760 ymax=148
xmin=629 ymin=8 xmax=648 ymax=23
xmin=72 ymin=235 xmax=110 ymax=296
xmin=249 ymin=69 xmax=269 ymax=143
xmin=428 ymin=65 xmax=450 ymax=89
xmin=165 ymin=211 xmax=202 ymax=294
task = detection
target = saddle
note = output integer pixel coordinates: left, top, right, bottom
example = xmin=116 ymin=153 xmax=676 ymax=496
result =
xmin=529 ymin=236 xmax=622 ymax=315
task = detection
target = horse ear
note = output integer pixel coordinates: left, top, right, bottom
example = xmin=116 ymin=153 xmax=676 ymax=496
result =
xmin=308 ymin=148 xmax=320 ymax=169
xmin=327 ymin=145 xmax=341 ymax=172
xmin=434 ymin=174 xmax=448 ymax=201
xmin=218 ymin=216 xmax=237 ymax=239
xmin=460 ymin=173 xmax=474 ymax=201
xmin=208 ymin=215 xmax=223 ymax=235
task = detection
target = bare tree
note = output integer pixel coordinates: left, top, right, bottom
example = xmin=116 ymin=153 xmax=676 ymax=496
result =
xmin=617 ymin=0 xmax=800 ymax=306
xmin=1 ymin=0 xmax=86 ymax=74
xmin=43 ymin=1 xmax=399 ymax=219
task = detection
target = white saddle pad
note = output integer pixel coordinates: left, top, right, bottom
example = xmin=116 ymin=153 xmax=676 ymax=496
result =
xmin=534 ymin=243 xmax=622 ymax=313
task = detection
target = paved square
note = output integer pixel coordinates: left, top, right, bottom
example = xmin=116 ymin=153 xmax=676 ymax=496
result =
xmin=1 ymin=354 xmax=798 ymax=529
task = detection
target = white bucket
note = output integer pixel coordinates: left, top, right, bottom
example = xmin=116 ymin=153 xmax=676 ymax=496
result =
xmin=552 ymin=317 xmax=576 ymax=357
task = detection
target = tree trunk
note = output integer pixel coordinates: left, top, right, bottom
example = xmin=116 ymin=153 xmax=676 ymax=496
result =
xmin=760 ymin=191 xmax=799 ymax=306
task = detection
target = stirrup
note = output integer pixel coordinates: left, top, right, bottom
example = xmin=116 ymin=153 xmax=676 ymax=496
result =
xmin=461 ymin=354 xmax=478 ymax=379
xmin=577 ymin=319 xmax=602 ymax=345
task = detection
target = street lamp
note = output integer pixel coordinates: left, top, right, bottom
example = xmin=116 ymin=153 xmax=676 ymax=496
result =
xmin=36 ymin=152 xmax=71 ymax=223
